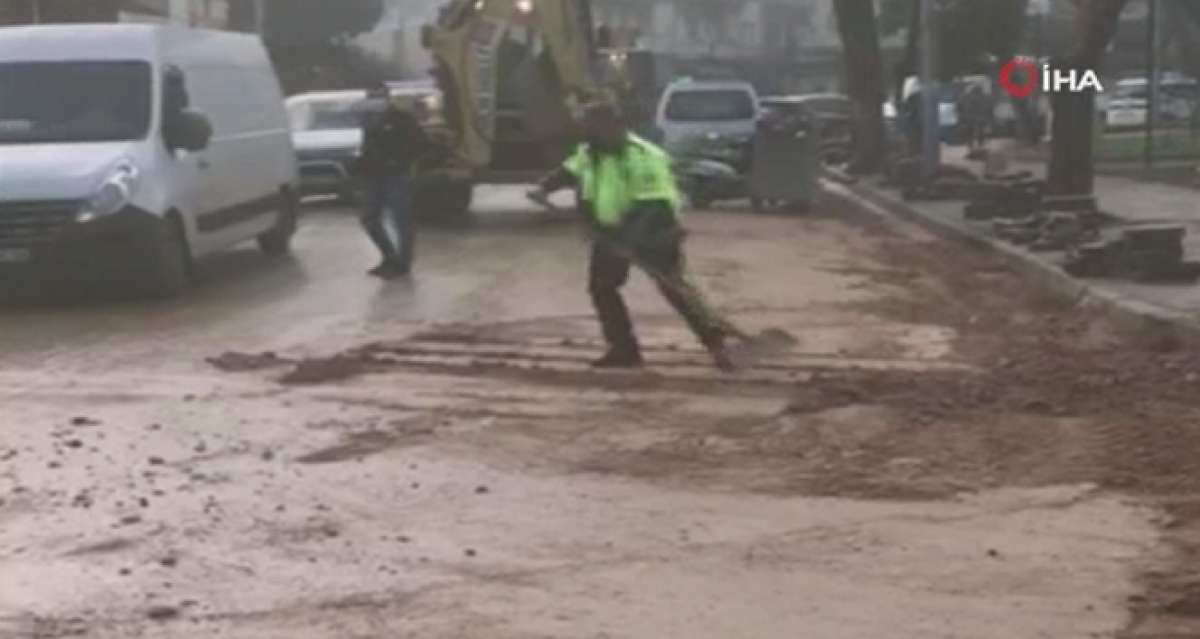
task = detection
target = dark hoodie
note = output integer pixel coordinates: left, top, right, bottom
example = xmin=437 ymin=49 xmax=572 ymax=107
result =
xmin=358 ymin=105 xmax=430 ymax=178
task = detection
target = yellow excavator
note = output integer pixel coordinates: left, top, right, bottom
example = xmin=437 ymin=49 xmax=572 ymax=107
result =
xmin=415 ymin=0 xmax=649 ymax=224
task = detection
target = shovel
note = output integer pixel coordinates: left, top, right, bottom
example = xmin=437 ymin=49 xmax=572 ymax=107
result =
xmin=526 ymin=191 xmax=797 ymax=369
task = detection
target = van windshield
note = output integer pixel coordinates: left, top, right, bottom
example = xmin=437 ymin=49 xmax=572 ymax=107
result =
xmin=665 ymin=90 xmax=756 ymax=122
xmin=0 ymin=61 xmax=152 ymax=145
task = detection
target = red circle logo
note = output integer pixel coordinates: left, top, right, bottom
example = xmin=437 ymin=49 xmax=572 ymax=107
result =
xmin=999 ymin=60 xmax=1039 ymax=99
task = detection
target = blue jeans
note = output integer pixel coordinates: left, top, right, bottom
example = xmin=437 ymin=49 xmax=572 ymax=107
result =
xmin=361 ymin=175 xmax=415 ymax=269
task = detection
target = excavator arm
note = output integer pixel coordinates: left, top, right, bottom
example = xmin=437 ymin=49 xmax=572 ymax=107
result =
xmin=422 ymin=0 xmax=605 ymax=169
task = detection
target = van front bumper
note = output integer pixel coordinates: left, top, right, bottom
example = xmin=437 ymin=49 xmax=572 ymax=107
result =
xmin=0 ymin=205 xmax=166 ymax=287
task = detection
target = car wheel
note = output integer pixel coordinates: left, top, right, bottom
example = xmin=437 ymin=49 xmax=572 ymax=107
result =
xmin=146 ymin=215 xmax=191 ymax=298
xmin=258 ymin=189 xmax=298 ymax=256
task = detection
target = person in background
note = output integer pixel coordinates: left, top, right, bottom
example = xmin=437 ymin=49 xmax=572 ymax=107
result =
xmin=356 ymin=84 xmax=430 ymax=279
xmin=527 ymin=101 xmax=736 ymax=371
xmin=902 ymin=86 xmax=924 ymax=156
xmin=958 ymin=84 xmax=992 ymax=158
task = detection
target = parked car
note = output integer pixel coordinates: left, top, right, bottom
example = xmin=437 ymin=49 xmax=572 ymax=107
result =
xmin=1103 ymin=83 xmax=1149 ymax=131
xmin=1102 ymin=75 xmax=1199 ymax=131
xmin=286 ymin=90 xmax=368 ymax=202
xmin=900 ymin=76 xmax=961 ymax=143
xmin=0 ymin=24 xmax=298 ymax=297
xmin=286 ymin=83 xmax=440 ymax=202
xmin=655 ymin=78 xmax=760 ymax=149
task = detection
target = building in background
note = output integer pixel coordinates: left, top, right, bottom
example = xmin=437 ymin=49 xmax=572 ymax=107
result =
xmin=168 ymin=0 xmax=229 ymax=28
xmin=592 ymin=0 xmax=842 ymax=61
xmin=591 ymin=0 xmax=851 ymax=96
xmin=354 ymin=0 xmax=441 ymax=80
xmin=358 ymin=0 xmax=857 ymax=94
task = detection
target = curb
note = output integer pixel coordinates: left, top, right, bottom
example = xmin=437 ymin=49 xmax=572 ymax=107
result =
xmin=819 ymin=177 xmax=1200 ymax=348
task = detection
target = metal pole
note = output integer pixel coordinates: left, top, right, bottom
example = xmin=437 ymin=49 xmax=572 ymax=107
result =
xmin=919 ymin=0 xmax=940 ymax=180
xmin=32 ymin=0 xmax=40 ymax=24
xmin=1145 ymin=0 xmax=1158 ymax=168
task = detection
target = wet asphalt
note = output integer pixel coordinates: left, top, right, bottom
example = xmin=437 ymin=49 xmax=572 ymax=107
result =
xmin=0 ymin=187 xmax=590 ymax=376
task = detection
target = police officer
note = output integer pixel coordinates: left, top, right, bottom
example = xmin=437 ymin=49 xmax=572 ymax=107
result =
xmin=357 ymin=84 xmax=430 ymax=279
xmin=528 ymin=102 xmax=734 ymax=370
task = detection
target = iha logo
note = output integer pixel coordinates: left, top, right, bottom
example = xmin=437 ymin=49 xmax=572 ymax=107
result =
xmin=999 ymin=59 xmax=1104 ymax=98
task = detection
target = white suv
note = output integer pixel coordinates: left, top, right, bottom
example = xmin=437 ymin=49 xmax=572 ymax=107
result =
xmin=655 ymin=79 xmax=760 ymax=149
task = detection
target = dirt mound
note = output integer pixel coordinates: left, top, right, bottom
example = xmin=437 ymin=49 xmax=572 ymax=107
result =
xmin=207 ymin=351 xmax=293 ymax=372
xmin=279 ymin=354 xmax=380 ymax=385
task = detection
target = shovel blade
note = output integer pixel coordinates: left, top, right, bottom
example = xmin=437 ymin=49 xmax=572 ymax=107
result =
xmin=726 ymin=328 xmax=798 ymax=369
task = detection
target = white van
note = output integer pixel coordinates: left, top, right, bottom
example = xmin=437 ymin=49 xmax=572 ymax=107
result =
xmin=0 ymin=24 xmax=298 ymax=296
xmin=655 ymin=79 xmax=760 ymax=148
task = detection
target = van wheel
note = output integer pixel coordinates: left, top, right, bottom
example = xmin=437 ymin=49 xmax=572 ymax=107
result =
xmin=259 ymin=190 xmax=298 ymax=255
xmin=147 ymin=216 xmax=191 ymax=298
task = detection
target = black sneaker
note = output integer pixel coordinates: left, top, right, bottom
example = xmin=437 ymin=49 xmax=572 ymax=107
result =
xmin=591 ymin=349 xmax=644 ymax=369
xmin=371 ymin=262 xmax=411 ymax=280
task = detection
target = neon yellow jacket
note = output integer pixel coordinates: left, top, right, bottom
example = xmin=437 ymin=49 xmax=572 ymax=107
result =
xmin=561 ymin=134 xmax=681 ymax=228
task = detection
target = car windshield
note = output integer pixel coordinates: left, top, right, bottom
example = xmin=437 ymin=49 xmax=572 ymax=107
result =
xmin=288 ymin=100 xmax=364 ymax=131
xmin=0 ymin=60 xmax=152 ymax=145
xmin=310 ymin=108 xmax=363 ymax=131
xmin=1163 ymin=84 xmax=1199 ymax=100
xmin=1115 ymin=84 xmax=1148 ymax=100
xmin=761 ymin=102 xmax=802 ymax=117
xmin=803 ymin=97 xmax=851 ymax=115
xmin=665 ymin=90 xmax=756 ymax=122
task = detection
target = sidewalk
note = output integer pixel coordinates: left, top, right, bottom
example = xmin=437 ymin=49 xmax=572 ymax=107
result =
xmin=959 ymin=142 xmax=1199 ymax=230
xmin=958 ymin=144 xmax=1200 ymax=317
xmin=827 ymin=145 xmax=1200 ymax=343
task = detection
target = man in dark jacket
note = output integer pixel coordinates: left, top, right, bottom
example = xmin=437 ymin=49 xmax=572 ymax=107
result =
xmin=357 ymin=85 xmax=431 ymax=279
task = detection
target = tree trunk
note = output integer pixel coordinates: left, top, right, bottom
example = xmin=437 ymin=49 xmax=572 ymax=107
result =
xmin=1046 ymin=0 xmax=1130 ymax=196
xmin=1163 ymin=0 xmax=1200 ymax=82
xmin=227 ymin=0 xmax=258 ymax=32
xmin=833 ymin=0 xmax=887 ymax=174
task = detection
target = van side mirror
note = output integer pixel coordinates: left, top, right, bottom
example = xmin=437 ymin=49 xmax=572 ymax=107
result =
xmin=167 ymin=109 xmax=213 ymax=153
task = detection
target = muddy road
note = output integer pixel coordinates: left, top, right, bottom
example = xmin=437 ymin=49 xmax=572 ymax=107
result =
xmin=2 ymin=187 xmax=1199 ymax=638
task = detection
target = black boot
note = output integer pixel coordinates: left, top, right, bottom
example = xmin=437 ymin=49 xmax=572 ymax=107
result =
xmin=370 ymin=260 xmax=410 ymax=280
xmin=367 ymin=260 xmax=392 ymax=277
xmin=705 ymin=335 xmax=738 ymax=372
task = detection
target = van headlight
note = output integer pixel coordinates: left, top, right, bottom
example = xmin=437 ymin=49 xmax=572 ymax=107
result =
xmin=78 ymin=162 xmax=140 ymax=223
